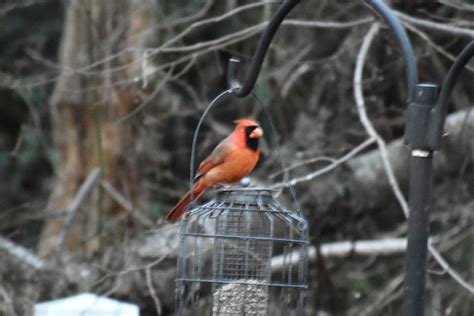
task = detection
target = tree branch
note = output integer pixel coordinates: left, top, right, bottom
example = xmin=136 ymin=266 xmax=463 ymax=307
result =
xmin=396 ymin=11 xmax=474 ymax=37
xmin=271 ymin=238 xmax=409 ymax=272
xmin=0 ymin=237 xmax=47 ymax=270
xmin=53 ymin=167 xmax=102 ymax=264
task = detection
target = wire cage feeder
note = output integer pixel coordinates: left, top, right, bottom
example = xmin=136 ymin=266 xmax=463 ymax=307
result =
xmin=176 ymin=186 xmax=309 ymax=315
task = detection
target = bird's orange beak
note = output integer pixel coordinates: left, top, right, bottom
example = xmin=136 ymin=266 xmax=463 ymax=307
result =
xmin=249 ymin=126 xmax=263 ymax=139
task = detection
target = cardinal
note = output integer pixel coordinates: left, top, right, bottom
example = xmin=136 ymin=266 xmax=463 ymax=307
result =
xmin=164 ymin=118 xmax=263 ymax=222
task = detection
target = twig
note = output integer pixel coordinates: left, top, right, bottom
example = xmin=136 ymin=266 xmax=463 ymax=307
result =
xmin=354 ymin=22 xmax=474 ymax=295
xmin=146 ymin=267 xmax=163 ymax=315
xmin=156 ymin=17 xmax=376 ymax=55
xmin=53 ymin=167 xmax=102 ymax=264
xmin=349 ymin=274 xmax=404 ymax=316
xmin=0 ymin=236 xmax=47 ymax=270
xmin=283 ymin=17 xmax=374 ymax=29
xmin=428 ymin=244 xmax=474 ymax=294
xmin=117 ymin=67 xmax=173 ymax=124
xmin=14 ymin=12 xmax=375 ymax=90
xmin=280 ymin=63 xmax=312 ymax=98
xmin=14 ymin=1 xmax=270 ymax=89
xmin=0 ymin=0 xmax=47 ymax=17
xmin=402 ymin=22 xmax=474 ymax=72
xmin=0 ymin=285 xmax=17 ymax=316
xmin=9 ymin=124 xmax=26 ymax=157
xmin=354 ymin=22 xmax=410 ymax=217
xmin=271 ymin=238 xmax=409 ymax=271
xmin=269 ymin=155 xmax=335 ymax=179
xmin=158 ymin=22 xmax=267 ymax=53
xmin=159 ymin=1 xmax=273 ymax=50
xmin=94 ymin=252 xmax=170 ymax=288
xmin=272 ymin=137 xmax=376 ymax=188
xmin=156 ymin=0 xmax=215 ymax=30
xmin=395 ymin=11 xmax=474 ymax=37
xmin=0 ymin=70 xmax=18 ymax=89
xmin=438 ymin=0 xmax=474 ymax=11
xmin=100 ymin=180 xmax=154 ymax=228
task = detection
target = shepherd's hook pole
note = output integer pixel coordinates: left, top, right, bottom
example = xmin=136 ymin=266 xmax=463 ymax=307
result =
xmin=403 ymin=83 xmax=438 ymax=316
xmin=402 ymin=40 xmax=474 ymax=315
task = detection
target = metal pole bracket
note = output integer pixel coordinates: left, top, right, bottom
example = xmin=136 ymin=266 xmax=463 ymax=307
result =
xmin=404 ymin=83 xmax=439 ymax=151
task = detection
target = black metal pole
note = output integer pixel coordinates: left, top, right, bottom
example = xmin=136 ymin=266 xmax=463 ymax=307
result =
xmin=403 ymin=83 xmax=438 ymax=316
xmin=401 ymin=41 xmax=474 ymax=315
xmin=404 ymin=155 xmax=433 ymax=314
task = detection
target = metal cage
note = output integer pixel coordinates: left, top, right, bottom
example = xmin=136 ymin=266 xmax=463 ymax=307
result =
xmin=176 ymin=187 xmax=308 ymax=316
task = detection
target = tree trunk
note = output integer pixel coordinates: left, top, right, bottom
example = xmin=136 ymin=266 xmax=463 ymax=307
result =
xmin=38 ymin=0 xmax=159 ymax=258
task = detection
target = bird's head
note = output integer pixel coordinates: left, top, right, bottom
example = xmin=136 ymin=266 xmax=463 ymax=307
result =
xmin=233 ymin=118 xmax=263 ymax=151
xmin=233 ymin=118 xmax=263 ymax=139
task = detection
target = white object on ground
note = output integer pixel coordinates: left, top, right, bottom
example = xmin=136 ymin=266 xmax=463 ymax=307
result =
xmin=34 ymin=292 xmax=139 ymax=316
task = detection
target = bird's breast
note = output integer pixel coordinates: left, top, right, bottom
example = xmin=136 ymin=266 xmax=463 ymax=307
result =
xmin=203 ymin=147 xmax=259 ymax=184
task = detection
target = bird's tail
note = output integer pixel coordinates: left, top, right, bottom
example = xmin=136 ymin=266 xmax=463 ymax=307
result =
xmin=164 ymin=181 xmax=207 ymax=222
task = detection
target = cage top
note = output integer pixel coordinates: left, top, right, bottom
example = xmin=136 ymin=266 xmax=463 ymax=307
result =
xmin=185 ymin=186 xmax=308 ymax=230
xmin=212 ymin=186 xmax=278 ymax=194
xmin=213 ymin=186 xmax=278 ymax=204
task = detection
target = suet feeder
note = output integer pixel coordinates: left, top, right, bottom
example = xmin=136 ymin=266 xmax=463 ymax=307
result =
xmin=175 ymin=187 xmax=308 ymax=315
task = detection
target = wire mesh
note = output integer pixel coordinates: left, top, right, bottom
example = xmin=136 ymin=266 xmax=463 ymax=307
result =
xmin=176 ymin=187 xmax=308 ymax=315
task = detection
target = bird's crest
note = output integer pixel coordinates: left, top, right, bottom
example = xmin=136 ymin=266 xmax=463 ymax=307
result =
xmin=233 ymin=118 xmax=259 ymax=127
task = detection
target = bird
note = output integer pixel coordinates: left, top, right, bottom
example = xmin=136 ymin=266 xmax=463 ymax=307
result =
xmin=164 ymin=118 xmax=263 ymax=222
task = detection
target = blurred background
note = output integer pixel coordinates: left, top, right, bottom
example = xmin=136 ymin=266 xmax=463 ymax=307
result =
xmin=0 ymin=0 xmax=472 ymax=315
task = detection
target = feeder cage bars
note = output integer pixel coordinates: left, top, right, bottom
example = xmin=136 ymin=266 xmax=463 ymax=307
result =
xmin=176 ymin=187 xmax=309 ymax=315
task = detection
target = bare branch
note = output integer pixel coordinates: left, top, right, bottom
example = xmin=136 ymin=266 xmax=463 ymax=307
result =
xmin=117 ymin=67 xmax=173 ymax=124
xmin=156 ymin=0 xmax=215 ymax=30
xmin=349 ymin=274 xmax=404 ymax=316
xmin=100 ymin=180 xmax=154 ymax=228
xmin=159 ymin=1 xmax=274 ymax=50
xmin=269 ymin=155 xmax=335 ymax=179
xmin=158 ymin=22 xmax=267 ymax=53
xmin=53 ymin=167 xmax=102 ymax=264
xmin=283 ymin=17 xmax=373 ymax=29
xmin=94 ymin=252 xmax=170 ymax=288
xmin=0 ymin=0 xmax=47 ymax=17
xmin=402 ymin=21 xmax=474 ymax=72
xmin=353 ymin=22 xmax=409 ymax=217
xmin=0 ymin=285 xmax=17 ymax=316
xmin=0 ymin=237 xmax=47 ymax=270
xmin=9 ymin=125 xmax=26 ymax=157
xmin=439 ymin=0 xmax=474 ymax=11
xmin=0 ymin=70 xmax=18 ymax=89
xmin=271 ymin=238 xmax=408 ymax=272
xmin=428 ymin=244 xmax=474 ymax=294
xmin=396 ymin=11 xmax=474 ymax=37
xmin=146 ymin=267 xmax=163 ymax=315
xmin=272 ymin=137 xmax=376 ymax=188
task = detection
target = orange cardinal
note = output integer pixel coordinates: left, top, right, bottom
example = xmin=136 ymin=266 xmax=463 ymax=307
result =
xmin=164 ymin=119 xmax=263 ymax=222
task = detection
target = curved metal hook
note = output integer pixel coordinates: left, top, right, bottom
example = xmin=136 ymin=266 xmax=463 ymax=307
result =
xmin=429 ymin=40 xmax=474 ymax=148
xmin=189 ymin=89 xmax=233 ymax=205
xmin=230 ymin=0 xmax=417 ymax=103
xmin=364 ymin=0 xmax=418 ymax=102
xmin=232 ymin=0 xmax=301 ymax=98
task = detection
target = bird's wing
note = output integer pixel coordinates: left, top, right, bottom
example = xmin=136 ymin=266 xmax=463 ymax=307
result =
xmin=195 ymin=140 xmax=230 ymax=179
